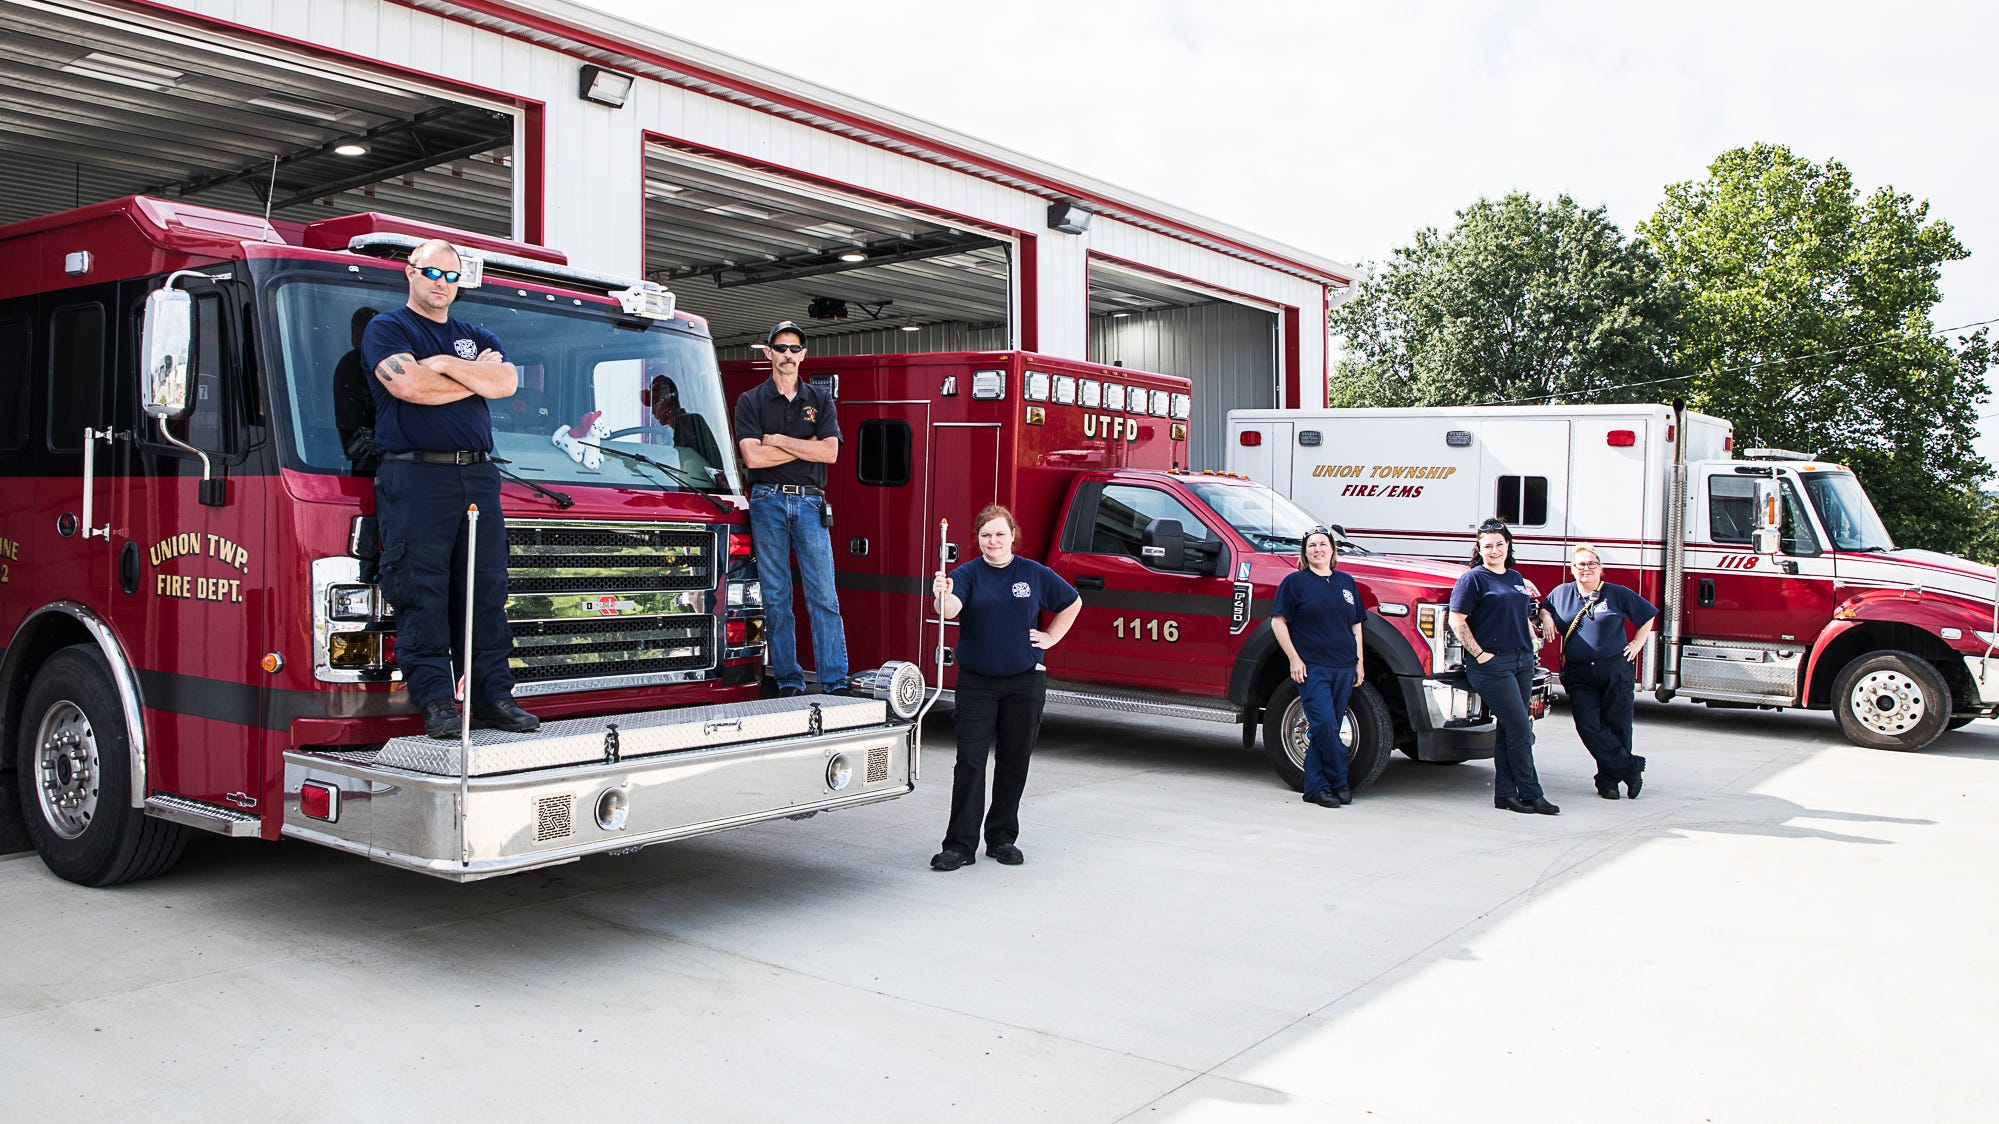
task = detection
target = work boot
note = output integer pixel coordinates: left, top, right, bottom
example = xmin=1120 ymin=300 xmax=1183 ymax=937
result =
xmin=423 ymin=699 xmax=462 ymax=740
xmin=473 ymin=696 xmax=540 ymax=733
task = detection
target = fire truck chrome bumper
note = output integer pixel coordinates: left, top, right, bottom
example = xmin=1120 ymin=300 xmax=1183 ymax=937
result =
xmin=1962 ymin=656 xmax=1999 ymax=707
xmin=279 ymin=724 xmax=914 ymax=881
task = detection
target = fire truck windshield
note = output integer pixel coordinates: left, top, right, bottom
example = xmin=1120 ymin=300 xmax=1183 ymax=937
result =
xmin=261 ymin=270 xmax=740 ymax=494
xmin=1183 ymin=480 xmax=1371 ymax=555
xmin=1800 ymin=471 xmax=1896 ymax=552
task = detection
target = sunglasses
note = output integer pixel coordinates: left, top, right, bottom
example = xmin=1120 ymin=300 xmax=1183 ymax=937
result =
xmin=767 ymin=343 xmax=807 ymax=354
xmin=412 ymin=265 xmax=462 ymax=283
xmin=1476 ymin=518 xmax=1508 ymax=533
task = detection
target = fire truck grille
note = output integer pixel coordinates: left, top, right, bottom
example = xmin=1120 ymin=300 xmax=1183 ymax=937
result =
xmin=507 ymin=523 xmax=714 ymax=594
xmin=509 ymin=616 xmax=715 ymax=683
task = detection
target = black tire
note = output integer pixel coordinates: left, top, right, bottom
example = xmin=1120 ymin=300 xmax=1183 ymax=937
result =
xmin=1261 ymin=678 xmax=1394 ymax=792
xmin=1946 ymin=716 xmax=1977 ymax=731
xmin=1830 ymin=650 xmax=1951 ymax=752
xmin=16 ymin=646 xmax=188 ymax=886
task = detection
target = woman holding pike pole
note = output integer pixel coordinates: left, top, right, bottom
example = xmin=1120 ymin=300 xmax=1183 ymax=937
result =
xmin=1545 ymin=543 xmax=1657 ymax=799
xmin=1450 ymin=519 xmax=1559 ymax=815
xmin=927 ymin=504 xmax=1083 ymax=872
xmin=1269 ymin=526 xmax=1366 ymax=808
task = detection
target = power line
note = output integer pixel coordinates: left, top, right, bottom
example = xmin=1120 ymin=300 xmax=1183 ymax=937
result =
xmin=1486 ymin=315 xmax=1999 ymax=407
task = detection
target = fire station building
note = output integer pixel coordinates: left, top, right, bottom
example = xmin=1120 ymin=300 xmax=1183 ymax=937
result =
xmin=0 ymin=0 xmax=1354 ymax=466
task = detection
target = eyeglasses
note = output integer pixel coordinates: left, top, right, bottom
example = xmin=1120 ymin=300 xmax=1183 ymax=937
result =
xmin=1571 ymin=561 xmax=1602 ymax=570
xmin=767 ymin=343 xmax=806 ymax=354
xmin=412 ymin=265 xmax=462 ymax=283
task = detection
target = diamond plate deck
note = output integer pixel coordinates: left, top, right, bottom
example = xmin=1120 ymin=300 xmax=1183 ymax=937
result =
xmin=371 ymin=695 xmax=889 ymax=777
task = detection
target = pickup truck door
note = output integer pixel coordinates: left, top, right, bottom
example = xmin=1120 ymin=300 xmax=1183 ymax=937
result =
xmin=1046 ymin=481 xmax=1234 ymax=696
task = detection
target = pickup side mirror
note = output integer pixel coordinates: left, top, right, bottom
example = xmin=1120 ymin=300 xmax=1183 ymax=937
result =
xmin=1752 ymin=480 xmax=1782 ymax=555
xmin=1141 ymin=518 xmax=1221 ymax=576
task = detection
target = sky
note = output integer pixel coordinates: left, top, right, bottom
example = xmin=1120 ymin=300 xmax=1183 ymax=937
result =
xmin=584 ymin=0 xmax=1999 ymax=464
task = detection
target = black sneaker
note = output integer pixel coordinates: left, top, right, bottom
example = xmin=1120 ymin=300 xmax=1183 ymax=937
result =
xmin=777 ymin=685 xmax=807 ymax=698
xmin=423 ymin=699 xmax=462 ymax=740
xmin=985 ymin=843 xmax=1025 ymax=865
xmin=929 ymin=849 xmax=973 ymax=871
xmin=472 ymin=696 xmax=540 ymax=733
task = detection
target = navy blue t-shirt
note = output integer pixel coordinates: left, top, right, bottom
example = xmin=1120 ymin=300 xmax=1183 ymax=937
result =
xmin=1271 ymin=568 xmax=1363 ymax=670
xmin=359 ymin=305 xmax=505 ymax=454
xmin=949 ymin=555 xmax=1080 ymax=677
xmin=1449 ymin=565 xmax=1537 ymax=652
xmin=1547 ymin=581 xmax=1657 ymax=662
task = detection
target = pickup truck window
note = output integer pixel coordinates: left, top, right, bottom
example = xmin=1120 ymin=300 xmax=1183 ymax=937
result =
xmin=1090 ymin=485 xmax=1216 ymax=560
xmin=1183 ymin=480 xmax=1369 ymax=555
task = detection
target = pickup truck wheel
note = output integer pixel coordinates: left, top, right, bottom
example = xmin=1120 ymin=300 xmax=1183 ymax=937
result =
xmin=1831 ymin=650 xmax=1950 ymax=752
xmin=1261 ymin=679 xmax=1394 ymax=792
xmin=16 ymin=646 xmax=188 ymax=886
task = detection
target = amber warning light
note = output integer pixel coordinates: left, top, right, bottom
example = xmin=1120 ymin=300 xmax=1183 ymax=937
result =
xmin=1238 ymin=430 xmax=1263 ymax=447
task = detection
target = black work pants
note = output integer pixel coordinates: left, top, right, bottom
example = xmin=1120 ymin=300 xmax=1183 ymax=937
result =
xmin=1563 ymin=656 xmax=1644 ymax=787
xmin=374 ymin=459 xmax=516 ymax=709
xmin=942 ymin=669 xmax=1047 ymax=858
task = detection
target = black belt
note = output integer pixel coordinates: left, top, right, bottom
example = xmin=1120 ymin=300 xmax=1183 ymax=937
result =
xmin=1564 ymin=656 xmax=1625 ymax=666
xmin=380 ymin=450 xmax=490 ymax=465
xmin=760 ymin=483 xmax=823 ymax=496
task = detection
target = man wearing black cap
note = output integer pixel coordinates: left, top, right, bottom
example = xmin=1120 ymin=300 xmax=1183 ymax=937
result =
xmin=733 ymin=321 xmax=848 ymax=696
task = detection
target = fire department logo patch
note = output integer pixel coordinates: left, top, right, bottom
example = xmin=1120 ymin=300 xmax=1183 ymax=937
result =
xmin=454 ymin=338 xmax=479 ymax=360
xmin=1011 ymin=582 xmax=1032 ymax=599
xmin=802 ymin=405 xmax=818 ymax=424
xmin=1342 ymin=588 xmax=1355 ymax=605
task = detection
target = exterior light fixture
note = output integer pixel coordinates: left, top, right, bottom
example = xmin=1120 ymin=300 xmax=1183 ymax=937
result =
xmin=1047 ymin=199 xmax=1093 ymax=234
xmin=579 ymin=64 xmax=635 ymax=108
xmin=333 ymin=143 xmax=369 ymax=157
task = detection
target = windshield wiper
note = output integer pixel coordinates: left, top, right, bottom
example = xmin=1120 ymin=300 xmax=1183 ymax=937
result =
xmin=582 ymin=441 xmax=732 ymax=515
xmin=489 ymin=458 xmax=574 ymax=509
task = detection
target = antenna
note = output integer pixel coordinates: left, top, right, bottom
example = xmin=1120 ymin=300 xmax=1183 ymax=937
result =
xmin=261 ymin=156 xmax=279 ymax=241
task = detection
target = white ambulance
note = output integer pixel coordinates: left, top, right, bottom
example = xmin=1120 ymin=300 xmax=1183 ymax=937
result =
xmin=1226 ymin=402 xmax=1999 ymax=751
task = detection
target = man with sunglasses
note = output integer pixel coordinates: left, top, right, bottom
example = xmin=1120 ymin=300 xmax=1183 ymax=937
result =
xmin=361 ymin=239 xmax=539 ymax=738
xmin=732 ymin=321 xmax=848 ymax=696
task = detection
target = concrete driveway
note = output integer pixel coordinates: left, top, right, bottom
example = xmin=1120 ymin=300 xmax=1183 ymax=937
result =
xmin=2 ymin=699 xmax=1993 ymax=1122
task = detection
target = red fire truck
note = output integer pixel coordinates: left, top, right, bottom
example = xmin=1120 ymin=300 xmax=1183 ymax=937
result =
xmin=0 ymin=196 xmax=927 ymax=887
xmin=722 ymin=352 xmax=1508 ymax=790
xmin=1229 ymin=402 xmax=1999 ymax=751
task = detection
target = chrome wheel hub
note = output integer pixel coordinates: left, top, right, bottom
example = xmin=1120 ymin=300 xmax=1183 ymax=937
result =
xmin=34 ymin=700 xmax=99 ymax=840
xmin=1849 ymin=669 xmax=1926 ymax=737
xmin=1282 ymin=696 xmax=1357 ymax=770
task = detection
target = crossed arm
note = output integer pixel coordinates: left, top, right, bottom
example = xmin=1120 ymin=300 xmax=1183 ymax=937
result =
xmin=738 ymin=432 xmax=839 ymax=469
xmin=373 ymin=349 xmax=518 ymax=405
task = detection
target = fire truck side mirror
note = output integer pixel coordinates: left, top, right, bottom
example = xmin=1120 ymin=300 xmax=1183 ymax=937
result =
xmin=141 ymin=286 xmax=195 ymax=421
xmin=1752 ymin=479 xmax=1782 ymax=555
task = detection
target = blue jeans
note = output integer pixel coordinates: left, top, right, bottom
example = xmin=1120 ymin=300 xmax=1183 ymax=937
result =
xmin=1299 ymin=667 xmax=1355 ymax=795
xmin=747 ymin=485 xmax=848 ymax=692
xmin=1464 ymin=647 xmax=1543 ymax=800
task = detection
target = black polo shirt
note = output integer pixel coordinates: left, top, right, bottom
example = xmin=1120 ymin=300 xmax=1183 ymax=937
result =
xmin=733 ymin=377 xmax=841 ymax=487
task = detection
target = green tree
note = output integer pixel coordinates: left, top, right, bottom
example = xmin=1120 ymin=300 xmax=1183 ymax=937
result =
xmin=1328 ymin=192 xmax=1677 ymax=408
xmin=1640 ymin=143 xmax=1994 ymax=556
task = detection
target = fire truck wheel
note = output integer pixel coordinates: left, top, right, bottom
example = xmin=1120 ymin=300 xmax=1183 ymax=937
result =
xmin=15 ymin=645 xmax=189 ymax=886
xmin=1261 ymin=679 xmax=1394 ymax=792
xmin=1830 ymin=650 xmax=1951 ymax=752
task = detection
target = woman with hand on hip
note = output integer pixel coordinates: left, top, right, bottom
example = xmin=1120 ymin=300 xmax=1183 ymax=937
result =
xmin=1449 ymin=519 xmax=1559 ymax=815
xmin=1269 ymin=527 xmax=1366 ymax=808
xmin=1546 ymin=544 xmax=1657 ymax=799
xmin=927 ymin=504 xmax=1082 ymax=872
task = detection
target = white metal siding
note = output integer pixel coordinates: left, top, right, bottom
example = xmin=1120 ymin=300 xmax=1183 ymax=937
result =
xmin=1090 ymin=303 xmax=1276 ymax=470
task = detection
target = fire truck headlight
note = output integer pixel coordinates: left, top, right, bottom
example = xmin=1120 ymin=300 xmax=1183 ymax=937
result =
xmin=727 ymin=580 xmax=761 ymax=608
xmin=329 ymin=584 xmax=378 ymax=621
xmin=327 ymin=631 xmax=384 ymax=669
xmin=826 ymin=752 xmax=853 ymax=791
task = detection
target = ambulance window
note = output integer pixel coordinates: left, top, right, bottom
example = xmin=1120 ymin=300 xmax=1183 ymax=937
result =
xmin=47 ymin=303 xmax=105 ymax=452
xmin=856 ymin=419 xmax=911 ymax=486
xmin=1708 ymin=478 xmax=1755 ymax=543
xmin=1090 ymin=485 xmax=1215 ymax=560
xmin=0 ymin=317 xmax=27 ymax=454
xmin=1495 ymin=475 xmax=1548 ymax=526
